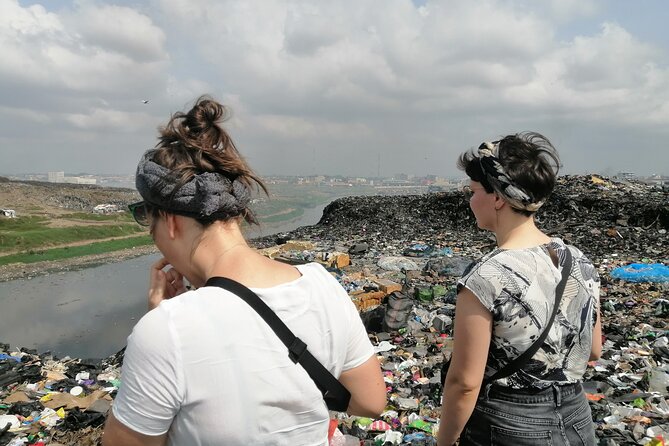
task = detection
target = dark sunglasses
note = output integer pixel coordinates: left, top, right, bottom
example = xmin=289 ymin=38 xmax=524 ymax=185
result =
xmin=128 ymin=201 xmax=151 ymax=226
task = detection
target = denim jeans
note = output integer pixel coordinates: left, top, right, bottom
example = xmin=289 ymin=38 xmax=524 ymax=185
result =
xmin=460 ymin=382 xmax=596 ymax=446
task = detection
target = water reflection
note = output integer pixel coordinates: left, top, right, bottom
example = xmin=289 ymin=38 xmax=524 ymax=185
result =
xmin=0 ymin=254 xmax=160 ymax=359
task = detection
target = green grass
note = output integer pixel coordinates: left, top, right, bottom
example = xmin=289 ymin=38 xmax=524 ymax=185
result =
xmin=0 ymin=223 xmax=145 ymax=252
xmin=0 ymin=216 xmax=48 ymax=231
xmin=0 ymin=183 xmax=375 ymax=265
xmin=0 ymin=235 xmax=154 ymax=266
xmin=0 ymin=214 xmax=144 ymax=252
xmin=59 ymin=212 xmax=134 ymax=222
xmin=260 ymin=207 xmax=304 ymax=223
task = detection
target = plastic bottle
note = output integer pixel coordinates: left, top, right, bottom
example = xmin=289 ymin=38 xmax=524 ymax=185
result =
xmin=648 ymin=364 xmax=669 ymax=395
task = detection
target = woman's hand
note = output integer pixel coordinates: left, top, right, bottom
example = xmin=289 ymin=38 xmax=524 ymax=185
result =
xmin=148 ymin=257 xmax=187 ymax=310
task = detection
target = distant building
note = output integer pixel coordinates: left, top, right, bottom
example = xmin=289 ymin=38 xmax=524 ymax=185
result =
xmin=63 ymin=177 xmax=97 ymax=185
xmin=615 ymin=172 xmax=636 ymax=181
xmin=47 ymin=171 xmax=96 ymax=184
xmin=48 ymin=171 xmax=65 ymax=183
xmin=645 ymin=174 xmax=669 ymax=189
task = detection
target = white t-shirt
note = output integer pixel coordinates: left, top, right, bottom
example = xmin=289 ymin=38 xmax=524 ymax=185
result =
xmin=112 ymin=263 xmax=373 ymax=446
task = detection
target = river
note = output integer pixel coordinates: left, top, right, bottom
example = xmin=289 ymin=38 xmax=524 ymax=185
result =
xmin=0 ymin=203 xmax=329 ymax=359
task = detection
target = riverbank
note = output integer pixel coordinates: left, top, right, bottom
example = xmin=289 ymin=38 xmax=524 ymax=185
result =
xmin=0 ymin=244 xmax=158 ymax=283
xmin=0 ymin=179 xmax=360 ymax=280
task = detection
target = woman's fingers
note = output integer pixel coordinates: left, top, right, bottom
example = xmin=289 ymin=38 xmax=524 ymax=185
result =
xmin=165 ymin=268 xmax=187 ymax=295
xmin=164 ymin=267 xmax=181 ymax=284
xmin=148 ymin=259 xmax=187 ymax=310
xmin=148 ymin=258 xmax=171 ymax=310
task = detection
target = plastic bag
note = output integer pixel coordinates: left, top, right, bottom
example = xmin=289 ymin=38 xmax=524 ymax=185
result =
xmin=611 ymin=263 xmax=669 ymax=283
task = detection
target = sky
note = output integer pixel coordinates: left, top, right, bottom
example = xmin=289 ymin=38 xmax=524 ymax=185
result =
xmin=1 ymin=0 xmax=668 ymax=178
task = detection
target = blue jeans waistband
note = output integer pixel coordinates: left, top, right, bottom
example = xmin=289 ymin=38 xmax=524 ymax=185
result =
xmin=483 ymin=382 xmax=583 ymax=403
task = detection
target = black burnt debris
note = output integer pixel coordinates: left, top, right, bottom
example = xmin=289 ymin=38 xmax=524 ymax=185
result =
xmin=1 ymin=175 xmax=667 ymax=446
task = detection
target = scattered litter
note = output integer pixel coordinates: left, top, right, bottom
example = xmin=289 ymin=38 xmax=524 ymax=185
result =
xmin=2 ymin=175 xmax=667 ymax=445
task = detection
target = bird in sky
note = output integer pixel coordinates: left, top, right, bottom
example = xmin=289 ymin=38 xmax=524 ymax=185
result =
xmin=142 ymin=100 xmax=149 ymax=104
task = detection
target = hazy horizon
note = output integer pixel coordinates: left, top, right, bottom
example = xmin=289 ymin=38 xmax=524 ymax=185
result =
xmin=2 ymin=169 xmax=666 ymax=181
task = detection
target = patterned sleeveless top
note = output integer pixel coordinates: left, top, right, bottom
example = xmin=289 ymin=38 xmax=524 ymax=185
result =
xmin=457 ymin=238 xmax=600 ymax=389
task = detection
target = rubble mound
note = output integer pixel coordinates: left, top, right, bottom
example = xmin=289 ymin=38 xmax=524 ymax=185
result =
xmin=0 ymin=180 xmax=139 ymax=215
xmin=282 ymin=175 xmax=668 ymax=262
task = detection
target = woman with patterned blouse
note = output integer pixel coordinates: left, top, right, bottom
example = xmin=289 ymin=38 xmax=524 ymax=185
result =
xmin=437 ymin=132 xmax=601 ymax=446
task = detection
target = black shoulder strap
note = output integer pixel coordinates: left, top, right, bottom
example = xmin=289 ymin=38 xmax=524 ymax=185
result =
xmin=204 ymin=276 xmax=351 ymax=412
xmin=486 ymin=247 xmax=573 ymax=384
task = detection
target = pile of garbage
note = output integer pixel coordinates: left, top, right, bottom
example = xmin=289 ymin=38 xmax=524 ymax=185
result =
xmin=1 ymin=175 xmax=667 ymax=445
xmin=0 ymin=349 xmax=124 ymax=446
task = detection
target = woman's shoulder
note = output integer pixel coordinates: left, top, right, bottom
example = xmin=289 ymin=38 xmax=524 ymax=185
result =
xmin=547 ymin=238 xmax=596 ymax=266
xmin=461 ymin=247 xmax=522 ymax=278
xmin=457 ymin=249 xmax=509 ymax=294
xmin=296 ymin=262 xmax=342 ymax=286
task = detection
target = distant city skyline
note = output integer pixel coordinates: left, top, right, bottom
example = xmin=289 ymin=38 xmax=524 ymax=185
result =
xmin=3 ymin=169 xmax=666 ymax=182
xmin=1 ymin=0 xmax=668 ymax=177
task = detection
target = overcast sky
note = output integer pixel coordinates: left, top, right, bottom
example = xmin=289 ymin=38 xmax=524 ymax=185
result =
xmin=1 ymin=0 xmax=667 ymax=178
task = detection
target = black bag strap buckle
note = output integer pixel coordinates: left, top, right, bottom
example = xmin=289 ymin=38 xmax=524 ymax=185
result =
xmin=288 ymin=337 xmax=308 ymax=364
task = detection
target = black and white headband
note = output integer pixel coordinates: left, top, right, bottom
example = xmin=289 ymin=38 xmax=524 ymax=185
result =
xmin=135 ymin=149 xmax=251 ymax=219
xmin=478 ymin=141 xmax=545 ymax=212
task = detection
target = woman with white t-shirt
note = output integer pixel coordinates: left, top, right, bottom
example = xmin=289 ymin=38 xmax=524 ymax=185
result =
xmin=102 ymin=96 xmax=386 ymax=446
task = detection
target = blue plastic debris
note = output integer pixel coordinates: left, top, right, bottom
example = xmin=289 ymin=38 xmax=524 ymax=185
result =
xmin=0 ymin=353 xmax=22 ymax=363
xmin=432 ymin=247 xmax=454 ymax=257
xmin=610 ymin=263 xmax=669 ymax=283
xmin=403 ymin=244 xmax=433 ymax=257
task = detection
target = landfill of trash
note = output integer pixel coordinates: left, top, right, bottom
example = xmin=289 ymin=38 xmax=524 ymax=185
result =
xmin=1 ymin=175 xmax=667 ymax=446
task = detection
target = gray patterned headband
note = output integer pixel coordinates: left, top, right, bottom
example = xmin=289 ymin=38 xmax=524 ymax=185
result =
xmin=135 ymin=149 xmax=251 ymax=220
xmin=478 ymin=141 xmax=545 ymax=212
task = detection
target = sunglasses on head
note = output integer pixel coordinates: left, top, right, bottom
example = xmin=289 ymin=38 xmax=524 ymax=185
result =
xmin=128 ymin=201 xmax=151 ymax=226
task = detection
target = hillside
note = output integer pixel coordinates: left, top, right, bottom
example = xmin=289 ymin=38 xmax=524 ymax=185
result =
xmin=0 ymin=181 xmax=139 ymax=217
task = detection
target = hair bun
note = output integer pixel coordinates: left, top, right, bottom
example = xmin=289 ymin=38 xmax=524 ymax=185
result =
xmin=184 ymin=97 xmax=224 ymax=135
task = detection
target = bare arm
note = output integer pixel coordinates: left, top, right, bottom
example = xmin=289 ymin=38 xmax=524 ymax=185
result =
xmin=438 ymin=288 xmax=492 ymax=446
xmin=103 ymin=413 xmax=167 ymax=446
xmin=338 ymin=354 xmax=386 ymax=417
xmin=589 ymin=304 xmax=602 ymax=361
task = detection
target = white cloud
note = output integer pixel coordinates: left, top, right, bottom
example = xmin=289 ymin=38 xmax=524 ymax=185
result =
xmin=548 ymin=0 xmax=600 ymax=21
xmin=65 ymin=108 xmax=155 ymax=132
xmin=510 ymin=22 xmax=669 ymax=128
xmin=62 ymin=3 xmax=167 ymax=62
xmin=255 ymin=114 xmax=372 ymax=139
xmin=0 ymin=105 xmax=51 ymax=124
xmin=0 ymin=0 xmax=169 ymax=98
xmin=1 ymin=0 xmax=668 ymax=176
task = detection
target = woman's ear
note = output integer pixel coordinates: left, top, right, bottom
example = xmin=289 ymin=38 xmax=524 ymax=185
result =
xmin=165 ymin=213 xmax=179 ymax=239
xmin=494 ymin=194 xmax=505 ymax=210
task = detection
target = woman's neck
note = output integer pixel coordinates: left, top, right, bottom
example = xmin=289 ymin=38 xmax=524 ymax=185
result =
xmin=187 ymin=221 xmax=251 ymax=287
xmin=495 ymin=211 xmax=550 ymax=249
